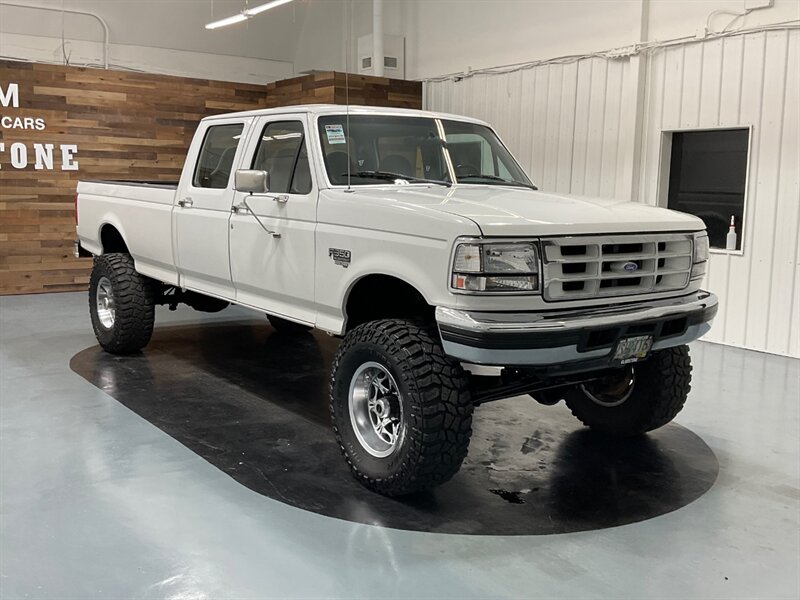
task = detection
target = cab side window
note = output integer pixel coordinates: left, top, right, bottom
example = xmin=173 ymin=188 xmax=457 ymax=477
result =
xmin=252 ymin=121 xmax=312 ymax=195
xmin=193 ymin=123 xmax=244 ymax=189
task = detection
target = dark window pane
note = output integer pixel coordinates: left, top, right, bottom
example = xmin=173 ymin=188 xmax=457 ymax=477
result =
xmin=667 ymin=129 xmax=748 ymax=250
xmin=193 ymin=124 xmax=244 ymax=189
xmin=252 ymin=121 xmax=310 ymax=194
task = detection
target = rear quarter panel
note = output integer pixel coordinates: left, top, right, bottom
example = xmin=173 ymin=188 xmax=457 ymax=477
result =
xmin=77 ymin=181 xmax=178 ymax=284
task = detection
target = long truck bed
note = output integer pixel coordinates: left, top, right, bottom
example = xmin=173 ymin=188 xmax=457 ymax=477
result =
xmin=76 ymin=179 xmax=179 ymax=285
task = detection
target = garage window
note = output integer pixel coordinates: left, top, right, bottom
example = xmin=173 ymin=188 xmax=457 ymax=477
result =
xmin=666 ymin=128 xmax=749 ymax=251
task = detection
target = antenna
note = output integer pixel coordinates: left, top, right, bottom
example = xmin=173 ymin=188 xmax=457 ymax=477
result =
xmin=345 ymin=0 xmax=352 ymax=191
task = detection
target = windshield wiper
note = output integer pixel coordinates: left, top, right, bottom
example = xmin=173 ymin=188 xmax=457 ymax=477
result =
xmin=343 ymin=170 xmax=452 ymax=187
xmin=456 ymin=174 xmax=537 ymax=190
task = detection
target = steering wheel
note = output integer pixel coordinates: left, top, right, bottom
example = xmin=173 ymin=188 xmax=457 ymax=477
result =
xmin=455 ymin=163 xmax=480 ymax=176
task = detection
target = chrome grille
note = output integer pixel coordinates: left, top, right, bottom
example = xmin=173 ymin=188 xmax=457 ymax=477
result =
xmin=542 ymin=233 xmax=693 ymax=301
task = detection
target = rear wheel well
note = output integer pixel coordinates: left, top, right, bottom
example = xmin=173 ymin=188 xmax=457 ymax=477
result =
xmin=345 ymin=275 xmax=433 ymax=331
xmin=100 ymin=225 xmax=129 ymax=254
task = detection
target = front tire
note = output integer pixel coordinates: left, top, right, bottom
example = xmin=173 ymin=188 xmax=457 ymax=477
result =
xmin=565 ymin=345 xmax=692 ymax=436
xmin=89 ymin=253 xmax=156 ymax=355
xmin=330 ymin=319 xmax=473 ymax=496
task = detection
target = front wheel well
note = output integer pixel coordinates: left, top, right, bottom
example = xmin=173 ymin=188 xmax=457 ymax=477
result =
xmin=100 ymin=224 xmax=129 ymax=254
xmin=344 ymin=275 xmax=433 ymax=332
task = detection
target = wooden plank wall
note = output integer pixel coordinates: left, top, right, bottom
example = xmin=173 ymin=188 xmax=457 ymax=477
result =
xmin=264 ymin=71 xmax=422 ymax=109
xmin=0 ymin=63 xmax=421 ymax=295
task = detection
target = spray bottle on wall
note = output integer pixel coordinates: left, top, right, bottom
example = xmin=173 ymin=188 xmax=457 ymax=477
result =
xmin=726 ymin=215 xmax=738 ymax=250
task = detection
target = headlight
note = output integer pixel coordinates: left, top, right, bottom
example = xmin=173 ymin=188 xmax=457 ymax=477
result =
xmin=691 ymin=233 xmax=709 ymax=281
xmin=451 ymin=240 xmax=540 ymax=293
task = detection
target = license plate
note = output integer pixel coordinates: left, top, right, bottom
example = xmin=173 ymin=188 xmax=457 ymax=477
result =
xmin=613 ymin=335 xmax=653 ymax=364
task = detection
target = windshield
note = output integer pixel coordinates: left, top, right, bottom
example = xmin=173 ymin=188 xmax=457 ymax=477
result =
xmin=317 ymin=114 xmax=535 ymax=189
xmin=441 ymin=119 xmax=534 ymax=189
xmin=318 ymin=115 xmax=450 ymax=186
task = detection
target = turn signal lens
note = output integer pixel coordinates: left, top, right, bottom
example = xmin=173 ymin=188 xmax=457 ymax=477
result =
xmin=452 ymin=274 xmax=486 ymax=291
xmin=451 ymin=274 xmax=539 ymax=292
xmin=691 ymin=233 xmax=709 ymax=282
xmin=454 ymin=244 xmax=482 ymax=272
xmin=693 ymin=234 xmax=709 ymax=263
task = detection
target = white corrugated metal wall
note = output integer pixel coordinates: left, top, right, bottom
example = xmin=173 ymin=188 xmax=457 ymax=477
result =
xmin=424 ymin=28 xmax=800 ymax=358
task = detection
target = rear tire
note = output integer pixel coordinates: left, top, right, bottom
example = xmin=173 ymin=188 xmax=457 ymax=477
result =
xmin=330 ymin=319 xmax=473 ymax=496
xmin=267 ymin=314 xmax=312 ymax=333
xmin=89 ymin=253 xmax=156 ymax=355
xmin=565 ymin=345 xmax=692 ymax=436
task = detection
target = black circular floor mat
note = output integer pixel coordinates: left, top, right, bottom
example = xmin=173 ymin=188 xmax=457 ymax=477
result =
xmin=70 ymin=319 xmax=719 ymax=535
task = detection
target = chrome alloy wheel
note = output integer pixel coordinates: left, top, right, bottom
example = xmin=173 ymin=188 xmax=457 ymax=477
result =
xmin=580 ymin=366 xmax=636 ymax=407
xmin=95 ymin=276 xmax=116 ymax=329
xmin=348 ymin=361 xmax=405 ymax=458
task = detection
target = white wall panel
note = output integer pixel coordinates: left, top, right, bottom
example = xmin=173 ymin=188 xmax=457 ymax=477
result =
xmin=425 ymin=29 xmax=800 ymax=357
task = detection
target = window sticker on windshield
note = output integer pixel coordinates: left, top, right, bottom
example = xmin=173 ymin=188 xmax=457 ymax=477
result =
xmin=325 ymin=124 xmax=347 ymax=144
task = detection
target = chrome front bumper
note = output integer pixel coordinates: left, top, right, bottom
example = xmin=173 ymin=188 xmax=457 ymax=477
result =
xmin=436 ymin=291 xmax=718 ymax=367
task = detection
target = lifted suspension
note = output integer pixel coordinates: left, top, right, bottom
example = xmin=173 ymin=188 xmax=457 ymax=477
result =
xmin=470 ymin=369 xmax=606 ymax=406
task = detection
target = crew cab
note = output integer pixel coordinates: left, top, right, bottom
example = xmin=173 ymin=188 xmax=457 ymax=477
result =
xmin=76 ymin=104 xmax=718 ymax=496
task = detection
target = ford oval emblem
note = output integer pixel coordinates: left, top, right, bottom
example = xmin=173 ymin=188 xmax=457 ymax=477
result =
xmin=623 ymin=262 xmax=639 ymax=272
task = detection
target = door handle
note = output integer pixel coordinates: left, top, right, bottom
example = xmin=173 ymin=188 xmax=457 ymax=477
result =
xmin=231 ymin=202 xmax=248 ymax=214
xmin=273 ymin=195 xmax=289 ymax=204
xmin=177 ymin=197 xmax=193 ymax=208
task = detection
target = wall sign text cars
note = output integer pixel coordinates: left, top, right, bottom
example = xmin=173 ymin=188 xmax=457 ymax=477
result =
xmin=0 ymin=82 xmax=79 ymax=171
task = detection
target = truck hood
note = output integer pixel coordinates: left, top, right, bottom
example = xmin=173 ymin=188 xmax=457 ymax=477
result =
xmin=346 ymin=185 xmax=704 ymax=236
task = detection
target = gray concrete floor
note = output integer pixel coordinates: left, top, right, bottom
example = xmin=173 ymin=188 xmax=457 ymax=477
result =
xmin=1 ymin=292 xmax=798 ymax=600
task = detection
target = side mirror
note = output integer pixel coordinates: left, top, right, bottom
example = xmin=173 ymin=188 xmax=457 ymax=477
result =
xmin=235 ymin=169 xmax=269 ymax=194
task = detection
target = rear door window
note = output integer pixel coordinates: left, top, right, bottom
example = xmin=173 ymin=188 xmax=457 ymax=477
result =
xmin=193 ymin=124 xmax=244 ymax=189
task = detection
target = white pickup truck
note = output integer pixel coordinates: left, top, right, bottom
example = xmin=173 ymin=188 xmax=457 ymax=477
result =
xmin=76 ymin=104 xmax=718 ymax=496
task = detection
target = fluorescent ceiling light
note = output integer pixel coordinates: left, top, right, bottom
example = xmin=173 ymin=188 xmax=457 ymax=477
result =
xmin=205 ymin=13 xmax=248 ymax=29
xmin=245 ymin=0 xmax=295 ymax=16
xmin=205 ymin=0 xmax=294 ymax=30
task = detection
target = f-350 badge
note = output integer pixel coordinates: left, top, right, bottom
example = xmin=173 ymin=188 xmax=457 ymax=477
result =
xmin=329 ymin=248 xmax=351 ymax=268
